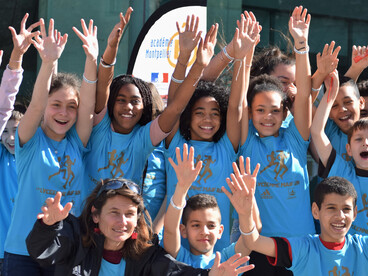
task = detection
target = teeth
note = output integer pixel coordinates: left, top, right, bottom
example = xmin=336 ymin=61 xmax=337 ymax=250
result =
xmin=201 ymin=126 xmax=213 ymax=130
xmin=263 ymin=123 xmax=273 ymax=126
xmin=332 ymin=223 xmax=344 ymax=229
xmin=113 ymin=229 xmax=125 ymax=233
xmin=121 ymin=114 xmax=133 ymax=118
xmin=340 ymin=115 xmax=349 ymax=120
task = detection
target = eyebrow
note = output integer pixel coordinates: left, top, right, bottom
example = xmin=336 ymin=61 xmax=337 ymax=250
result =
xmin=255 ymin=104 xmax=281 ymax=108
xmin=277 ymin=76 xmax=291 ymax=81
xmin=117 ymin=94 xmax=142 ymax=99
xmin=193 ymin=107 xmax=220 ymax=112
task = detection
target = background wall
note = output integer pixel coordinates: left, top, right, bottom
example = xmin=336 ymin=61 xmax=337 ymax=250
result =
xmin=0 ymin=0 xmax=367 ymax=97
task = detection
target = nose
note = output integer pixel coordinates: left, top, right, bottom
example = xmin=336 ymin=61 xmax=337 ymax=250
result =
xmin=59 ymin=107 xmax=68 ymax=115
xmin=364 ymin=138 xmax=368 ymax=145
xmin=201 ymin=225 xmax=210 ymax=235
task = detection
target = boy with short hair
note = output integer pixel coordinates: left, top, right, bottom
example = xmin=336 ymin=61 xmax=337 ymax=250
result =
xmin=163 ymin=144 xmax=260 ymax=269
xmin=311 ymin=70 xmax=368 ymax=235
xmin=242 ymin=174 xmax=368 ymax=275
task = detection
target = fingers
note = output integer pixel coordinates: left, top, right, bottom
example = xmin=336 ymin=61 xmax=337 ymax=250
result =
xmin=213 ymin=251 xmax=221 ymax=267
xmin=124 ymin=7 xmax=133 ymax=23
xmin=8 ymin=26 xmax=17 ymax=38
xmin=239 ymin=156 xmax=245 ymax=175
xmin=48 ymin=18 xmax=55 ymax=38
xmin=20 ymin=13 xmax=29 ymax=31
xmin=40 ymin=18 xmax=46 ymax=37
xmin=168 ymin=157 xmax=177 ymax=170
xmin=245 ymin=156 xmax=251 ymax=175
xmin=27 ymin=20 xmax=41 ymax=33
xmin=182 ymin=143 xmax=188 ymax=162
xmin=62 ymin=202 xmax=73 ymax=216
xmin=253 ymin=163 xmax=260 ymax=177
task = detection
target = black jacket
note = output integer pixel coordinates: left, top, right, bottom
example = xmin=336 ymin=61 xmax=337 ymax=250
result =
xmin=26 ymin=215 xmax=209 ymax=276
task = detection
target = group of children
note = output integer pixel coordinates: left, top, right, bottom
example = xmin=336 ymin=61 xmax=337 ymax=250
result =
xmin=0 ymin=5 xmax=368 ymax=276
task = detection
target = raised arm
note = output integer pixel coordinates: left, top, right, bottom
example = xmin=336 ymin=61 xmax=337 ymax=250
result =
xmin=345 ymin=45 xmax=368 ymax=82
xmin=227 ymin=12 xmax=261 ymax=151
xmin=95 ymin=7 xmax=132 ymax=114
xmin=167 ymin=15 xmax=201 ymax=105
xmin=0 ymin=14 xmax=40 ymax=136
xmin=72 ymin=19 xmax=98 ymax=146
xmin=37 ymin=191 xmax=73 ymax=225
xmin=311 ymin=70 xmax=339 ymax=167
xmin=311 ymin=41 xmax=340 ymax=103
xmin=17 ymin=18 xmax=67 ymax=146
xmin=164 ymin=24 xmax=218 ymax=147
xmin=289 ymin=6 xmax=312 ymax=141
xmin=164 ymin=144 xmax=202 ymax=258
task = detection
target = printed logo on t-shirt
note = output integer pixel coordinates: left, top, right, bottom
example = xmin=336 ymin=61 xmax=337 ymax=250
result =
xmin=48 ymin=155 xmax=76 ymax=189
xmin=98 ymin=150 xmax=129 ymax=178
xmin=261 ymin=189 xmax=272 ymax=199
xmin=354 ymin=193 xmax=368 ymax=234
xmin=287 ymin=188 xmax=296 ymax=199
xmin=259 ymin=150 xmax=289 ymax=180
xmin=194 ymin=154 xmax=216 ymax=184
xmin=341 ymin=152 xmax=352 ymax=162
xmin=328 ymin=265 xmax=353 ymax=276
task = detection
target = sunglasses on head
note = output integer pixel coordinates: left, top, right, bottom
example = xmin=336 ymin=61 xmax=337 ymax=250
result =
xmin=96 ymin=179 xmax=141 ymax=197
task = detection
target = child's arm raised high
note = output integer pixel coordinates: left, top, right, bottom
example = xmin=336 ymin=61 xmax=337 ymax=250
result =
xmin=17 ymin=18 xmax=67 ymax=146
xmin=163 ymin=144 xmax=202 ymax=258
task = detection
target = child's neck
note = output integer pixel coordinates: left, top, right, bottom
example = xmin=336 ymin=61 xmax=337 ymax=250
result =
xmin=319 ymin=236 xmax=345 ymax=250
xmin=190 ymin=247 xmax=214 ymax=257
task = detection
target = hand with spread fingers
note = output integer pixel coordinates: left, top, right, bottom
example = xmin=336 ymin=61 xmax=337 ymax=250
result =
xmin=73 ymin=19 xmax=99 ymax=61
xmin=37 ymin=192 xmax=73 ymax=226
xmin=195 ymin=23 xmax=218 ymax=68
xmin=209 ymin=252 xmax=254 ymax=276
xmin=176 ymin=15 xmax=202 ymax=62
xmin=107 ymin=7 xmax=133 ymax=49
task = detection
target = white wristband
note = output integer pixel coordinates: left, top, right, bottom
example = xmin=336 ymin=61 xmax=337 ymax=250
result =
xmin=83 ymin=73 xmax=97 ymax=84
xmin=239 ymin=224 xmax=256 ymax=236
xmin=100 ymin=57 xmax=116 ymax=68
xmin=311 ymin=85 xmax=322 ymax=92
xmin=222 ymin=46 xmax=234 ymax=61
xmin=293 ymin=45 xmax=309 ymax=55
xmin=170 ymin=196 xmax=186 ymax=210
xmin=171 ymin=75 xmax=184 ymax=84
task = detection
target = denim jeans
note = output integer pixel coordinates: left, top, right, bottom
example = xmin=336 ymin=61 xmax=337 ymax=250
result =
xmin=2 ymin=252 xmax=54 ymax=276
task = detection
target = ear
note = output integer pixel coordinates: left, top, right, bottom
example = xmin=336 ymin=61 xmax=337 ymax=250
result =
xmin=353 ymin=205 xmax=358 ymax=221
xmin=311 ymin=202 xmax=320 ymax=220
xmin=359 ymin=96 xmax=365 ymax=109
xmin=346 ymin=143 xmax=353 ymax=157
xmin=179 ymin=224 xmax=187 ymax=238
xmin=91 ymin=206 xmax=99 ymax=224
xmin=217 ymin=224 xmax=224 ymax=239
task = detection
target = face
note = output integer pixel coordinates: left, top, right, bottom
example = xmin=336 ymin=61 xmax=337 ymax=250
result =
xmin=190 ymin=97 xmax=221 ymax=142
xmin=271 ymin=63 xmax=296 ymax=94
xmin=180 ymin=208 xmax=223 ymax=256
xmin=93 ymin=195 xmax=138 ymax=251
xmin=312 ymin=193 xmax=356 ymax=243
xmin=112 ymin=84 xmax=144 ymax=134
xmin=1 ymin=119 xmax=19 ymax=155
xmin=250 ymin=91 xmax=287 ymax=137
xmin=346 ymin=128 xmax=368 ymax=170
xmin=360 ymin=96 xmax=368 ymax=118
xmin=329 ymin=85 xmax=364 ymax=134
xmin=42 ymin=87 xmax=78 ymax=141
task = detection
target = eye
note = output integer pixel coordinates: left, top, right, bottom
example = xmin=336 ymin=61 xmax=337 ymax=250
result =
xmin=208 ymin=224 xmax=216 ymax=229
xmin=132 ymin=99 xmax=142 ymax=105
xmin=332 ymin=104 xmax=338 ymax=109
xmin=195 ymin=112 xmax=204 ymax=116
xmin=52 ymin=103 xmax=60 ymax=107
xmin=192 ymin=224 xmax=200 ymax=228
xmin=256 ymin=108 xmax=264 ymax=113
xmin=343 ymin=207 xmax=352 ymax=212
xmin=211 ymin=112 xmax=220 ymax=117
xmin=272 ymin=109 xmax=280 ymax=113
xmin=355 ymin=137 xmax=363 ymax=142
xmin=116 ymin=98 xmax=125 ymax=103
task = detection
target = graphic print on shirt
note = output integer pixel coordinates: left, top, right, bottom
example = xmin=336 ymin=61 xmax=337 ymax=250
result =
xmin=194 ymin=154 xmax=216 ymax=184
xmin=259 ymin=150 xmax=289 ymax=180
xmin=328 ymin=265 xmax=353 ymax=276
xmin=357 ymin=193 xmax=368 ymax=228
xmin=98 ymin=150 xmax=129 ymax=178
xmin=341 ymin=152 xmax=352 ymax=162
xmin=48 ymin=155 xmax=76 ymax=189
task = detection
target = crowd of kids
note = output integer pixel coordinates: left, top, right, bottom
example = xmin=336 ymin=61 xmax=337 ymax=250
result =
xmin=1 ymin=4 xmax=368 ymax=276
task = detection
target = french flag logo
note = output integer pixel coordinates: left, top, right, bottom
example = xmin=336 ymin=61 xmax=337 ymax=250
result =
xmin=151 ymin=72 xmax=169 ymax=83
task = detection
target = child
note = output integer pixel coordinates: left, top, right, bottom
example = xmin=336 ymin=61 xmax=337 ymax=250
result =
xmin=239 ymin=6 xmax=314 ymax=275
xmin=85 ymin=10 xmax=218 ymax=192
xmin=3 ymin=18 xmax=98 ymax=275
xmin=357 ymin=79 xmax=368 ymax=118
xmin=241 ymin=175 xmax=367 ymax=276
xmin=311 ymin=69 xmax=368 ymax=236
xmin=164 ymin=12 xmax=261 ymax=250
xmin=164 ymin=144 xmax=259 ymax=269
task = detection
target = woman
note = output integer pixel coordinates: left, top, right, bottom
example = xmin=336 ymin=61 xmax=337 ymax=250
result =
xmin=26 ymin=178 xmax=253 ymax=276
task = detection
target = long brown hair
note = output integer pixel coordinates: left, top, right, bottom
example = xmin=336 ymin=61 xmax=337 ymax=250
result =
xmin=79 ymin=178 xmax=153 ymax=260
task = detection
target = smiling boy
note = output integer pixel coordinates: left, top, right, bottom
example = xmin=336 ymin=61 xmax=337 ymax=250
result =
xmin=241 ymin=176 xmax=368 ymax=275
xmin=311 ymin=70 xmax=368 ymax=235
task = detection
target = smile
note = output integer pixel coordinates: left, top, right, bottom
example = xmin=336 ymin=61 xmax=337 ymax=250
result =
xmin=121 ymin=114 xmax=133 ymax=118
xmin=55 ymin=119 xmax=68 ymax=125
xmin=331 ymin=223 xmax=345 ymax=230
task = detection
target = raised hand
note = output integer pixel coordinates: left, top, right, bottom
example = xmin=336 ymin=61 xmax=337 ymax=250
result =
xmin=316 ymin=41 xmax=340 ymax=77
xmin=209 ymin=252 xmax=254 ymax=276
xmin=288 ymin=6 xmax=311 ymax=45
xmin=222 ymin=156 xmax=260 ymax=216
xmin=73 ymin=19 xmax=98 ymax=61
xmin=352 ymin=45 xmax=368 ymax=68
xmin=37 ymin=192 xmax=73 ymax=226
xmin=232 ymin=11 xmax=261 ymax=59
xmin=8 ymin=13 xmax=40 ymax=56
xmin=168 ymin=143 xmax=202 ymax=191
xmin=176 ymin=15 xmax=202 ymax=59
xmin=195 ymin=23 xmax=218 ymax=67
xmin=31 ymin=18 xmax=68 ymax=63
xmin=107 ymin=7 xmax=133 ymax=49
xmin=324 ymin=69 xmax=339 ymax=102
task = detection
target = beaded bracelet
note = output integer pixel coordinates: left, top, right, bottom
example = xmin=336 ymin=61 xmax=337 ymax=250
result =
xmin=293 ymin=45 xmax=309 ymax=55
xmin=171 ymin=75 xmax=184 ymax=84
xmin=170 ymin=196 xmax=186 ymax=210
xmin=222 ymin=46 xmax=234 ymax=61
xmin=100 ymin=57 xmax=116 ymax=68
xmin=83 ymin=73 xmax=98 ymax=84
xmin=239 ymin=224 xmax=257 ymax=236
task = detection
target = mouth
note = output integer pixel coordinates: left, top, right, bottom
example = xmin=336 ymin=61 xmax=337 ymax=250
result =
xmin=199 ymin=126 xmax=214 ymax=132
xmin=360 ymin=151 xmax=368 ymax=159
xmin=331 ymin=223 xmax=346 ymax=231
xmin=261 ymin=123 xmax=274 ymax=127
xmin=121 ymin=114 xmax=134 ymax=118
xmin=338 ymin=114 xmax=351 ymax=122
xmin=55 ymin=119 xmax=68 ymax=125
xmin=112 ymin=228 xmax=127 ymax=233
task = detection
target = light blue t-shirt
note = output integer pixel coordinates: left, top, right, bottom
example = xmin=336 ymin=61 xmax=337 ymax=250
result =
xmin=0 ymin=144 xmax=17 ymax=258
xmin=241 ymin=119 xmax=315 ymax=237
xmin=324 ymin=154 xmax=368 ymax=235
xmin=287 ymin=234 xmax=368 ymax=275
xmin=85 ymin=111 xmax=154 ymax=195
xmin=5 ymin=126 xmax=88 ymax=256
xmin=143 ymin=145 xmax=166 ymax=221
xmin=176 ymin=242 xmax=236 ymax=269
xmin=98 ymin=258 xmax=126 ymax=276
xmin=325 ymin=119 xmax=351 ymax=161
xmin=165 ymin=131 xmax=238 ymax=251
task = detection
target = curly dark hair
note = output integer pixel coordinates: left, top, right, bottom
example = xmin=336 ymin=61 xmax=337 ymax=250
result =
xmin=179 ymin=80 xmax=229 ymax=142
xmin=247 ymin=74 xmax=288 ymax=110
xmin=79 ymin=178 xmax=153 ymax=260
xmin=108 ymin=75 xmax=153 ymax=126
